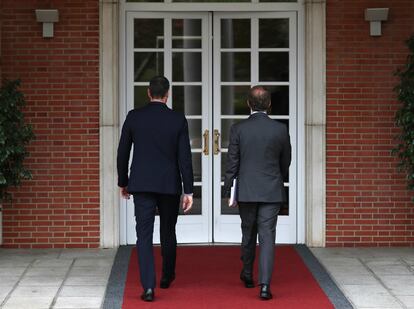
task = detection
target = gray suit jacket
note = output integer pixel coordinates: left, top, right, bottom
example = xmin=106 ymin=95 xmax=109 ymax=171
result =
xmin=224 ymin=113 xmax=291 ymax=203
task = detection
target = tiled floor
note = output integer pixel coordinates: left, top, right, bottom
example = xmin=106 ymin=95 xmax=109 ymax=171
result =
xmin=311 ymin=247 xmax=414 ymax=309
xmin=0 ymin=248 xmax=116 ymax=309
xmin=1 ymin=247 xmax=413 ymax=309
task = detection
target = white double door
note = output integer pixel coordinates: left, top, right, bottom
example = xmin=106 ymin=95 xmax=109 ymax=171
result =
xmin=123 ymin=11 xmax=297 ymax=244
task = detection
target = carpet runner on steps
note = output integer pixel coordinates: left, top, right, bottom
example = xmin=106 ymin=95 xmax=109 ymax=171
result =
xmin=103 ymin=245 xmax=353 ymax=309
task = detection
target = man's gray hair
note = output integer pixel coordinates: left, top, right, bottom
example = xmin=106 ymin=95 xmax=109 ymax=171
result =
xmin=248 ymin=86 xmax=271 ymax=112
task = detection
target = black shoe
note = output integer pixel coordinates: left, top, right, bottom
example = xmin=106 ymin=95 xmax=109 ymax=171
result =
xmin=160 ymin=274 xmax=175 ymax=289
xmin=240 ymin=271 xmax=255 ymax=288
xmin=259 ymin=284 xmax=273 ymax=300
xmin=141 ymin=288 xmax=154 ymax=302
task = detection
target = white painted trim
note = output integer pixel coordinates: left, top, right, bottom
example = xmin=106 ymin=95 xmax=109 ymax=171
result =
xmin=124 ymin=2 xmax=302 ymax=12
xmin=304 ymin=0 xmax=326 ymax=247
xmin=296 ymin=6 xmax=306 ymax=245
xmin=100 ymin=0 xmax=120 ymax=248
xmin=116 ymin=0 xmax=325 ymax=246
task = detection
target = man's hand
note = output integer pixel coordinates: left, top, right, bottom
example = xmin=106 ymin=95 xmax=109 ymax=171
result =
xmin=120 ymin=187 xmax=130 ymax=200
xmin=182 ymin=194 xmax=193 ymax=214
xmin=228 ymin=199 xmax=238 ymax=208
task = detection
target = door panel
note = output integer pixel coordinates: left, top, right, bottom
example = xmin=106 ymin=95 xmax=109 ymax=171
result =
xmin=123 ymin=11 xmax=297 ymax=245
xmin=213 ymin=12 xmax=297 ymax=243
xmin=125 ymin=12 xmax=211 ymax=244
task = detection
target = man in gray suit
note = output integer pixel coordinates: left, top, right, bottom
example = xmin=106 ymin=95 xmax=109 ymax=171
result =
xmin=224 ymin=86 xmax=291 ymax=300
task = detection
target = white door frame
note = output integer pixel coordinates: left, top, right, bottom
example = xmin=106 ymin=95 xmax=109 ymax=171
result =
xmin=123 ymin=11 xmax=212 ymax=244
xmin=212 ymin=11 xmax=298 ymax=243
xmin=110 ymin=0 xmax=323 ymax=247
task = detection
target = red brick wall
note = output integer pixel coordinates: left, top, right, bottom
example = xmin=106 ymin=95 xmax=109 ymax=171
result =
xmin=326 ymin=0 xmax=414 ymax=246
xmin=1 ymin=0 xmax=100 ymax=248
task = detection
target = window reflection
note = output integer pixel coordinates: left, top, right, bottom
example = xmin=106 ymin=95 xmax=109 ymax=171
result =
xmin=134 ymin=19 xmax=164 ymax=48
xmin=221 ymin=52 xmax=250 ymax=82
xmin=221 ymin=19 xmax=250 ymax=48
xmin=172 ymin=19 xmax=202 ymax=49
xmin=173 ymin=52 xmax=202 ymax=82
xmin=134 ymin=52 xmax=164 ymax=82
xmin=173 ymin=86 xmax=202 ymax=115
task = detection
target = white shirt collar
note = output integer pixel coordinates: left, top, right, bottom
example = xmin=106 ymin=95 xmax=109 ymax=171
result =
xmin=251 ymin=110 xmax=267 ymax=115
xmin=151 ymin=99 xmax=165 ymax=103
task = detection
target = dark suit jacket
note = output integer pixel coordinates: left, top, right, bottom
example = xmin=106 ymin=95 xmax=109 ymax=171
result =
xmin=224 ymin=112 xmax=291 ymax=203
xmin=117 ymin=102 xmax=193 ymax=195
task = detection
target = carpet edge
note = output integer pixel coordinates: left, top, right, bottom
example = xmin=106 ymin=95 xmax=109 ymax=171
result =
xmin=102 ymin=245 xmax=133 ymax=309
xmin=294 ymin=245 xmax=354 ymax=309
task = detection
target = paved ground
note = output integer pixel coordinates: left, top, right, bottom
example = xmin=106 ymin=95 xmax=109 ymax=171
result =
xmin=0 ymin=247 xmax=413 ymax=308
xmin=0 ymin=248 xmax=116 ymax=309
xmin=311 ymin=247 xmax=414 ymax=309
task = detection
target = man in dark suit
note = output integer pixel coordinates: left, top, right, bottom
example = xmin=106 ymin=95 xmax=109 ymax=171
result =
xmin=224 ymin=86 xmax=291 ymax=300
xmin=117 ymin=76 xmax=194 ymax=302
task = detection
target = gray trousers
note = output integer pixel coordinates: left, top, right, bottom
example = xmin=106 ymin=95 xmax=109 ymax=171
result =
xmin=238 ymin=202 xmax=281 ymax=285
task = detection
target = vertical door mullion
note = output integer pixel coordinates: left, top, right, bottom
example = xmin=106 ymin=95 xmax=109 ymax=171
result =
xmin=165 ymin=17 xmax=172 ymax=109
xmin=251 ymin=17 xmax=258 ymax=85
xmin=205 ymin=13 xmax=214 ymax=242
xmin=288 ymin=14 xmax=297 ymax=242
xmin=125 ymin=13 xmax=135 ymax=244
xmin=212 ymin=14 xmax=221 ymax=242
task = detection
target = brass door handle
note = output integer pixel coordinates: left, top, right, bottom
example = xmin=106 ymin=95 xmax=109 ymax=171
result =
xmin=203 ymin=129 xmax=209 ymax=155
xmin=213 ymin=129 xmax=220 ymax=155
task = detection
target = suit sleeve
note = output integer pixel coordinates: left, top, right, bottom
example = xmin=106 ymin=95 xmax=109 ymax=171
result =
xmin=117 ymin=112 xmax=133 ymax=187
xmin=223 ymin=125 xmax=240 ymax=198
xmin=178 ymin=117 xmax=194 ymax=194
xmin=280 ymin=125 xmax=291 ymax=181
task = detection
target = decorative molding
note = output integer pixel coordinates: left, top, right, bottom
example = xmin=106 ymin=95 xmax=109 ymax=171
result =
xmin=305 ymin=0 xmax=326 ymax=247
xmin=100 ymin=0 xmax=120 ymax=248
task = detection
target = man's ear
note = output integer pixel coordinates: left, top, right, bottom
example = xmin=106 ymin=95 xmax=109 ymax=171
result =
xmin=147 ymin=89 xmax=152 ymax=100
xmin=246 ymin=100 xmax=251 ymax=109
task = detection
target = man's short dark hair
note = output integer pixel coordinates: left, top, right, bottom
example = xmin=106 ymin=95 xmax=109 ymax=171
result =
xmin=247 ymin=86 xmax=271 ymax=112
xmin=149 ymin=76 xmax=170 ymax=98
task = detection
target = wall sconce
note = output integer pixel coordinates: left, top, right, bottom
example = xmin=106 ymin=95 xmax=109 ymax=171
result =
xmin=35 ymin=9 xmax=59 ymax=38
xmin=364 ymin=8 xmax=389 ymax=36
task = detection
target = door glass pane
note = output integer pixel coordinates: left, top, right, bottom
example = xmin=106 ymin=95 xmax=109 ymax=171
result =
xmin=221 ymin=86 xmax=250 ymax=115
xmin=221 ymin=119 xmax=244 ymax=148
xmin=172 ymin=19 xmax=202 ymax=49
xmin=221 ymin=152 xmax=228 ymax=182
xmin=192 ymin=153 xmax=202 ymax=182
xmin=188 ymin=119 xmax=202 ymax=148
xmin=259 ymin=52 xmax=289 ymax=81
xmin=172 ymin=86 xmax=202 ymax=115
xmin=266 ymin=86 xmax=289 ymax=115
xmin=259 ymin=19 xmax=289 ymax=48
xmin=134 ymin=52 xmax=164 ymax=82
xmin=180 ymin=186 xmax=202 ymax=215
xmin=134 ymin=19 xmax=164 ymax=48
xmin=221 ymin=19 xmax=250 ymax=48
xmin=134 ymin=86 xmax=149 ymax=108
xmin=221 ymin=52 xmax=250 ymax=82
xmin=172 ymin=52 xmax=202 ymax=82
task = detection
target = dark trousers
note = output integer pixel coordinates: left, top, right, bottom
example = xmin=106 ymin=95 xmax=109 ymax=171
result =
xmin=238 ymin=202 xmax=281 ymax=285
xmin=133 ymin=193 xmax=180 ymax=290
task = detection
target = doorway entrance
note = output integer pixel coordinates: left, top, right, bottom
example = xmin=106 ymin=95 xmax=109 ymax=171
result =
xmin=123 ymin=11 xmax=297 ymax=244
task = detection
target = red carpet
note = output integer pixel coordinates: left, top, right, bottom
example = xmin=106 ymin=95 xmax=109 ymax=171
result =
xmin=122 ymin=246 xmax=334 ymax=308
